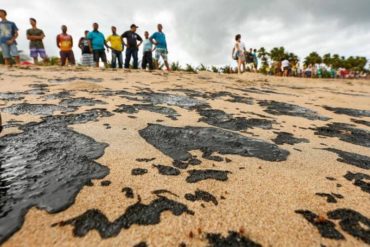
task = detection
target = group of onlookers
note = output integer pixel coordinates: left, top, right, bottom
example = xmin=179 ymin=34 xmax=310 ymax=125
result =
xmin=0 ymin=9 xmax=170 ymax=70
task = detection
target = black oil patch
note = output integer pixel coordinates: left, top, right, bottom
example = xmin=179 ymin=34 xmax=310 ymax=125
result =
xmin=139 ymin=92 xmax=208 ymax=110
xmin=43 ymin=91 xmax=74 ymax=100
xmin=0 ymin=92 xmax=24 ymax=101
xmin=1 ymin=103 xmax=70 ymax=116
xmin=344 ymin=172 xmax=370 ymax=194
xmin=132 ymin=168 xmax=148 ymax=176
xmin=314 ymin=123 xmax=370 ymax=148
xmin=152 ymin=190 xmax=179 ymax=198
xmin=136 ymin=158 xmax=156 ymax=163
xmin=258 ymin=100 xmax=330 ymax=121
xmin=315 ymin=193 xmax=344 ymax=203
xmin=295 ymin=210 xmax=345 ymax=240
xmin=328 ymin=209 xmax=370 ymax=244
xmin=197 ymin=108 xmax=274 ymax=131
xmin=186 ymin=170 xmax=230 ymax=183
xmin=139 ymin=124 xmax=289 ymax=162
xmin=114 ymin=104 xmax=179 ymax=120
xmin=323 ymin=106 xmax=370 ymax=118
xmin=56 ymin=197 xmax=194 ymax=238
xmin=206 ymin=231 xmax=262 ymax=247
xmin=185 ymin=189 xmax=218 ymax=205
xmin=122 ymin=187 xmax=134 ymax=198
xmin=272 ymin=132 xmax=309 ymax=145
xmin=48 ymin=77 xmax=103 ymax=83
xmin=60 ymin=97 xmax=107 ymax=108
xmin=351 ymin=119 xmax=370 ymax=127
xmin=172 ymin=159 xmax=201 ymax=170
xmin=101 ymin=180 xmax=111 ymax=187
xmin=324 ymin=148 xmax=370 ymax=170
xmin=133 ymin=242 xmax=148 ymax=247
xmin=153 ymin=165 xmax=181 ymax=176
xmin=0 ymin=118 xmax=109 ymax=244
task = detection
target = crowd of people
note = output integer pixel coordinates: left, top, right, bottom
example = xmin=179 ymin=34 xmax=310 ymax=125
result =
xmin=232 ymin=34 xmax=368 ymax=79
xmin=0 ymin=9 xmax=170 ymax=70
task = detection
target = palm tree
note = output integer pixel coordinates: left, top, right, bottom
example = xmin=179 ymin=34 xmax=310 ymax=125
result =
xmin=257 ymin=47 xmax=269 ymax=68
xmin=270 ymin=47 xmax=287 ymax=62
xmin=304 ymin=52 xmax=322 ymax=66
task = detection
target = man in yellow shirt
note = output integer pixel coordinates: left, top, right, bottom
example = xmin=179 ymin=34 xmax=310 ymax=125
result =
xmin=106 ymin=26 xmax=124 ymax=69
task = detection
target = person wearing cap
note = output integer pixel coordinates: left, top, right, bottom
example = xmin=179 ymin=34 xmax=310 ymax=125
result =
xmin=150 ymin=24 xmax=170 ymax=71
xmin=121 ymin=24 xmax=143 ymax=69
xmin=0 ymin=9 xmax=20 ymax=65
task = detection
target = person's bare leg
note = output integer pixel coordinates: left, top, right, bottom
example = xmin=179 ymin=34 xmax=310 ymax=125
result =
xmin=242 ymin=62 xmax=246 ymax=73
xmin=95 ymin=62 xmax=99 ymax=68
xmin=238 ymin=60 xmax=242 ymax=74
xmin=164 ymin=61 xmax=170 ymax=71
xmin=15 ymin=56 xmax=20 ymax=65
xmin=4 ymin=58 xmax=10 ymax=66
xmin=33 ymin=57 xmax=38 ymax=65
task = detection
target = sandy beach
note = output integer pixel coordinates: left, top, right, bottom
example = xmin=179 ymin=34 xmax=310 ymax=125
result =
xmin=0 ymin=66 xmax=369 ymax=247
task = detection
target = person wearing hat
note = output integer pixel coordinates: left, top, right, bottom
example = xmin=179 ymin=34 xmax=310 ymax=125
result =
xmin=121 ymin=24 xmax=143 ymax=69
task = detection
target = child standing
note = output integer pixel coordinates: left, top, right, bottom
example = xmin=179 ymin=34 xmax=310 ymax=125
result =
xmin=142 ymin=31 xmax=155 ymax=70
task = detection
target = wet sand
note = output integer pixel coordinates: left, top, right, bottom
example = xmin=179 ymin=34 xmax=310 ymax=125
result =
xmin=0 ymin=66 xmax=369 ymax=247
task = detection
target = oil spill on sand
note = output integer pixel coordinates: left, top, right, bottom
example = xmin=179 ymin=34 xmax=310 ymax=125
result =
xmin=56 ymin=197 xmax=194 ymax=238
xmin=314 ymin=123 xmax=370 ymax=148
xmin=272 ymin=132 xmax=309 ymax=145
xmin=323 ymin=106 xmax=370 ymax=118
xmin=185 ymin=190 xmax=218 ymax=205
xmin=139 ymin=124 xmax=289 ymax=162
xmin=324 ymin=148 xmax=370 ymax=170
xmin=344 ymin=172 xmax=370 ymax=194
xmin=258 ymin=100 xmax=330 ymax=121
xmin=0 ymin=111 xmax=110 ymax=244
xmin=296 ymin=209 xmax=370 ymax=244
xmin=186 ymin=170 xmax=231 ymax=183
xmin=1 ymin=103 xmax=71 ymax=116
xmin=114 ymin=104 xmax=179 ymax=120
xmin=206 ymin=231 xmax=262 ymax=247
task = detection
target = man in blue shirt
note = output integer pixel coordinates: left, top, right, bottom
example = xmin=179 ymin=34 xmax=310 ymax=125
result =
xmin=150 ymin=24 xmax=170 ymax=71
xmin=87 ymin=23 xmax=109 ymax=68
xmin=0 ymin=9 xmax=20 ymax=65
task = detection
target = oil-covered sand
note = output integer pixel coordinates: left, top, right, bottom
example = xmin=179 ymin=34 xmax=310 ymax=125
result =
xmin=0 ymin=66 xmax=369 ymax=247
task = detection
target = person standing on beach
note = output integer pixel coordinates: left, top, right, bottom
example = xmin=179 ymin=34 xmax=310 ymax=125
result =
xmin=142 ymin=31 xmax=155 ymax=70
xmin=78 ymin=30 xmax=94 ymax=66
xmin=281 ymin=58 xmax=290 ymax=77
xmin=106 ymin=26 xmax=123 ymax=69
xmin=56 ymin=25 xmax=75 ymax=66
xmin=232 ymin=34 xmax=246 ymax=74
xmin=87 ymin=23 xmax=109 ymax=68
xmin=0 ymin=9 xmax=20 ymax=65
xmin=121 ymin=24 xmax=142 ymax=69
xmin=150 ymin=24 xmax=170 ymax=71
xmin=253 ymin=49 xmax=258 ymax=71
xmin=27 ymin=18 xmax=48 ymax=64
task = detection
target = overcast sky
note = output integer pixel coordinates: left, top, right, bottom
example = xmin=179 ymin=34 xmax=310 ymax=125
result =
xmin=2 ymin=0 xmax=370 ymax=66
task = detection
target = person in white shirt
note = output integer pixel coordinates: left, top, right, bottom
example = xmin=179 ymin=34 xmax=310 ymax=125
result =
xmin=232 ymin=34 xmax=246 ymax=74
xmin=281 ymin=58 xmax=290 ymax=77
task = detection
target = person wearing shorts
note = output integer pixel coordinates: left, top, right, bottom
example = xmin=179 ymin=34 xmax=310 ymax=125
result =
xmin=56 ymin=25 xmax=75 ymax=66
xmin=0 ymin=9 xmax=20 ymax=65
xmin=150 ymin=24 xmax=170 ymax=71
xmin=232 ymin=34 xmax=246 ymax=74
xmin=78 ymin=30 xmax=94 ymax=66
xmin=87 ymin=23 xmax=109 ymax=68
xmin=27 ymin=18 xmax=48 ymax=64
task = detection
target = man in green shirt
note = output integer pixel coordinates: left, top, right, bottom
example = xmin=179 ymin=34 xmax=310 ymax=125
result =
xmin=26 ymin=18 xmax=48 ymax=64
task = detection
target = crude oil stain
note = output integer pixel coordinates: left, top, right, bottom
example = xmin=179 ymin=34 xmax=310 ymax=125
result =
xmin=56 ymin=197 xmax=194 ymax=238
xmin=139 ymin=124 xmax=289 ymax=162
xmin=344 ymin=172 xmax=370 ymax=194
xmin=186 ymin=170 xmax=231 ymax=183
xmin=206 ymin=231 xmax=262 ymax=247
xmin=185 ymin=189 xmax=218 ymax=205
xmin=153 ymin=165 xmax=181 ymax=176
xmin=324 ymin=148 xmax=370 ymax=170
xmin=272 ymin=132 xmax=309 ymax=145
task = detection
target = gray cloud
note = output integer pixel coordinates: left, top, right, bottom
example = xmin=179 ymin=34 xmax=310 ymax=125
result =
xmin=2 ymin=0 xmax=369 ymax=66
